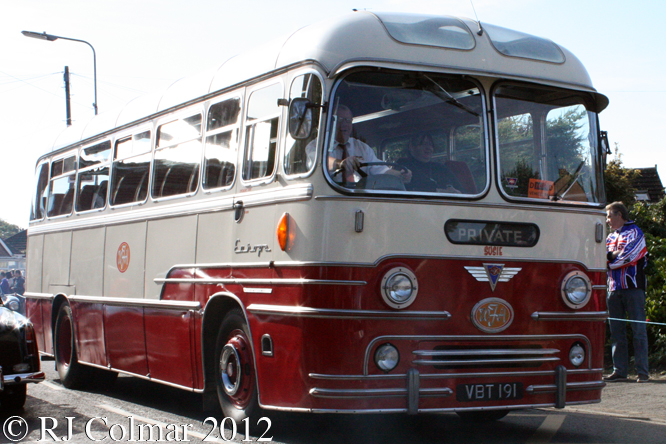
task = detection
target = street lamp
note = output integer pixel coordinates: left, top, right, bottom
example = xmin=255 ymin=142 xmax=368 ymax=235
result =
xmin=22 ymin=30 xmax=98 ymax=115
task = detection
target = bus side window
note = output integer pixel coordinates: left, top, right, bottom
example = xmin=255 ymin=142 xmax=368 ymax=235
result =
xmin=111 ymin=131 xmax=151 ymax=206
xmin=284 ymin=73 xmax=322 ymax=176
xmin=204 ymin=98 xmax=240 ymax=190
xmin=47 ymin=154 xmax=76 ymax=217
xmin=154 ymin=115 xmax=202 ymax=198
xmin=30 ymin=162 xmax=49 ymax=220
xmin=76 ymin=141 xmax=111 ymax=212
xmin=243 ymin=83 xmax=282 ymax=182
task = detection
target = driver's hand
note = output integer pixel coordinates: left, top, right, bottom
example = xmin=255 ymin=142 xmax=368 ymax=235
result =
xmin=341 ymin=156 xmax=362 ymax=172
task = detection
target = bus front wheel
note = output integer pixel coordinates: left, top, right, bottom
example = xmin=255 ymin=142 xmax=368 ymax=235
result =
xmin=214 ymin=309 xmax=261 ymax=421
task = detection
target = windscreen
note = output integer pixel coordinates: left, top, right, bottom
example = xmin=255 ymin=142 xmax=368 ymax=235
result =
xmin=324 ymin=70 xmax=487 ymax=195
xmin=494 ymin=83 xmax=604 ymax=204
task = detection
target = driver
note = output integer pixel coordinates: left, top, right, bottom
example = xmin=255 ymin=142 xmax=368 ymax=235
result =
xmin=327 ymin=105 xmax=411 ymax=184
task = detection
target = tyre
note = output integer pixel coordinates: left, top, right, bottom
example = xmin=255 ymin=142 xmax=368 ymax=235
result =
xmin=54 ymin=304 xmax=90 ymax=389
xmin=456 ymin=410 xmax=510 ymax=422
xmin=214 ymin=309 xmax=261 ymax=422
xmin=0 ymin=384 xmax=27 ymax=410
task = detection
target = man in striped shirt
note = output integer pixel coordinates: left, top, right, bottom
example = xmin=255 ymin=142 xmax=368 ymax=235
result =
xmin=604 ymin=201 xmax=649 ymax=383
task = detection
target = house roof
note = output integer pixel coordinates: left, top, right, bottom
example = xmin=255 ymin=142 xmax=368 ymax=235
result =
xmin=1 ymin=230 xmax=26 ymax=256
xmin=0 ymin=239 xmax=11 ymax=257
xmin=633 ymin=166 xmax=665 ymax=203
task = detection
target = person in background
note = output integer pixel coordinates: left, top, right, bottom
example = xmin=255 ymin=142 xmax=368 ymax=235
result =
xmin=604 ymin=201 xmax=650 ymax=383
xmin=0 ymin=271 xmax=11 ymax=295
xmin=12 ymin=270 xmax=25 ymax=295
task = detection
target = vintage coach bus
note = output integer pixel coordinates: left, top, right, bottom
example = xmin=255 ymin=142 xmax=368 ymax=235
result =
xmin=26 ymin=11 xmax=610 ymax=422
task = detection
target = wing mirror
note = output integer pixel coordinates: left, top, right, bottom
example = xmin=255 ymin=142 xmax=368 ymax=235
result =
xmin=288 ymin=98 xmax=314 ymax=140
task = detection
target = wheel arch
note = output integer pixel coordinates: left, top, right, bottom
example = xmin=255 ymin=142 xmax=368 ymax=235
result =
xmin=201 ymin=292 xmax=258 ymax=410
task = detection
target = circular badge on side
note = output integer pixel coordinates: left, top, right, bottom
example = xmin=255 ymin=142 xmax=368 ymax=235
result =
xmin=117 ymin=242 xmax=130 ymax=273
xmin=471 ymin=298 xmax=514 ymax=333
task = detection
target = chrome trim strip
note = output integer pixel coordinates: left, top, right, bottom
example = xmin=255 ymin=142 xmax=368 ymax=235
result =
xmin=22 ymin=292 xmax=201 ymax=311
xmin=155 ymin=277 xmax=367 ymax=286
xmin=67 ymin=295 xmax=201 ymax=310
xmin=3 ymin=371 xmax=46 ymax=385
xmin=592 ymin=285 xmax=607 ymax=290
xmin=314 ymin=194 xmax=606 ymax=214
xmin=526 ymin=380 xmax=606 ymax=394
xmin=247 ymin=304 xmax=451 ymax=320
xmin=29 ymin=183 xmax=313 ymax=235
xmin=412 ymin=348 xmax=559 ymax=356
xmin=243 ymin=288 xmax=273 ymax=294
xmin=412 ymin=357 xmax=561 ymax=366
xmin=531 ymin=311 xmax=608 ymax=321
xmin=79 ymin=360 xmax=203 ymax=393
xmin=23 ymin=292 xmax=54 ymax=300
xmin=309 ymin=387 xmax=453 ymax=399
xmin=309 ymin=368 xmax=604 ymax=381
xmin=163 ymin=256 xmax=607 ymax=274
xmin=419 ymin=387 xmax=454 ymax=397
xmin=365 ymin=334 xmax=593 ymax=375
xmin=310 ymin=388 xmax=407 ymax=398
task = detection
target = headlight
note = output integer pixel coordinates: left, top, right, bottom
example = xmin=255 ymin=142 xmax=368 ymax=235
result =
xmin=561 ymin=271 xmax=592 ymax=309
xmin=374 ymin=343 xmax=400 ymax=372
xmin=5 ymin=299 xmax=20 ymax=312
xmin=569 ymin=343 xmax=585 ymax=367
xmin=381 ymin=267 xmax=418 ymax=309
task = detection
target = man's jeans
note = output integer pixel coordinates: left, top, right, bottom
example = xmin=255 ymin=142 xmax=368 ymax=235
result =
xmin=607 ymin=288 xmax=649 ymax=376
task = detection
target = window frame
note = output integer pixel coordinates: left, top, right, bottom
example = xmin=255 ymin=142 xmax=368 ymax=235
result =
xmin=492 ymin=80 xmax=604 ymax=207
xmin=30 ymin=159 xmax=51 ymax=222
xmin=152 ymin=109 xmax=204 ymax=202
xmin=240 ymin=80 xmax=284 ymax=187
xmin=282 ymin=70 xmax=324 ymax=180
xmin=109 ymin=126 xmax=153 ymax=208
xmin=202 ymin=94 xmax=243 ymax=193
xmin=46 ymin=150 xmax=78 ymax=219
xmin=75 ymin=140 xmax=111 ymax=214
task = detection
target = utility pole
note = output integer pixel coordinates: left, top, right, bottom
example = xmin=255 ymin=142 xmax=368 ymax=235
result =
xmin=64 ymin=66 xmax=72 ymax=126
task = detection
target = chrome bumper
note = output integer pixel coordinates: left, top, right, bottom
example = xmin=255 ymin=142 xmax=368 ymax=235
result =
xmin=3 ymin=371 xmax=45 ymax=386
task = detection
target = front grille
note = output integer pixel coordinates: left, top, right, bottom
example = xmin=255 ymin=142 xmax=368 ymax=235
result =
xmin=413 ymin=345 xmax=560 ymax=369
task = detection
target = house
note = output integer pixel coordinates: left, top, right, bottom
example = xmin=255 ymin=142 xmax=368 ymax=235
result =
xmin=632 ymin=166 xmax=665 ymax=203
xmin=0 ymin=230 xmax=27 ymax=275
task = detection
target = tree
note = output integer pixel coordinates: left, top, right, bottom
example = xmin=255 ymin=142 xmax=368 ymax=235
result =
xmin=604 ymin=148 xmax=638 ymax=205
xmin=0 ymin=219 xmax=21 ymax=239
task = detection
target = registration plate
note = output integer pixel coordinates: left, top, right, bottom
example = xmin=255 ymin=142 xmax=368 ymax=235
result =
xmin=456 ymin=382 xmax=523 ymax=402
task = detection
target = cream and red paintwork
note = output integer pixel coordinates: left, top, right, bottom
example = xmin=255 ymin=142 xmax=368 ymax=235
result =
xmin=25 ymin=10 xmax=608 ymax=415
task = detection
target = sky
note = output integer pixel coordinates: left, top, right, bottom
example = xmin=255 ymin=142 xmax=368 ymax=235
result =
xmin=2 ymin=0 xmax=665 ymax=229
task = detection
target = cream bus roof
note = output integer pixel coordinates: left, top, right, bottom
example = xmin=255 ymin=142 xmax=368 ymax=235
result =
xmin=49 ymin=11 xmax=606 ymax=153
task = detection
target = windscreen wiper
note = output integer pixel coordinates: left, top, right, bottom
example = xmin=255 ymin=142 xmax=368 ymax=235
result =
xmin=421 ymin=74 xmax=480 ymax=117
xmin=550 ymin=160 xmax=585 ymax=202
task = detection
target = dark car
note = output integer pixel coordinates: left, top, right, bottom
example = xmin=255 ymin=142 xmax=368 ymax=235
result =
xmin=0 ymin=303 xmax=44 ymax=410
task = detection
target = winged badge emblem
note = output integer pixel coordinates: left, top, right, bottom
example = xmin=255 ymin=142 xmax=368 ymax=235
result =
xmin=464 ymin=264 xmax=521 ymax=292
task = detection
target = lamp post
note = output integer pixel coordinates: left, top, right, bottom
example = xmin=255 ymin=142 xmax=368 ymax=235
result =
xmin=22 ymin=30 xmax=98 ymax=115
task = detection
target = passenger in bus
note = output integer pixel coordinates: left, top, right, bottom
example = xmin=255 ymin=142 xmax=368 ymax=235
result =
xmin=398 ymin=133 xmax=462 ymax=193
xmin=319 ymin=105 xmax=412 ymax=184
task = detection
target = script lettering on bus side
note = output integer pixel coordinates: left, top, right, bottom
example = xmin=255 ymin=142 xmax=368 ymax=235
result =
xmin=234 ymin=239 xmax=272 ymax=256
